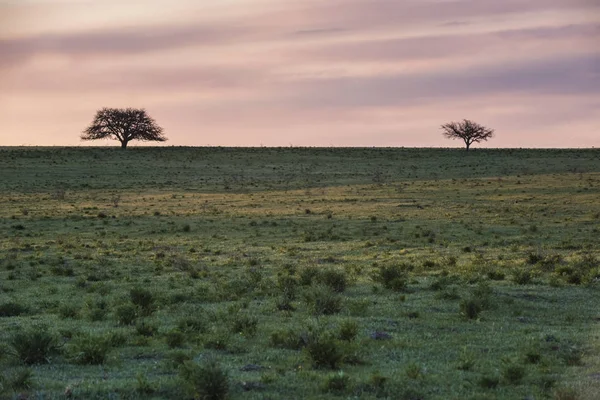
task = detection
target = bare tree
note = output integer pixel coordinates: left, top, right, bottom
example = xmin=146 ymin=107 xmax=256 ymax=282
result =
xmin=441 ymin=119 xmax=494 ymax=151
xmin=81 ymin=108 xmax=167 ymax=149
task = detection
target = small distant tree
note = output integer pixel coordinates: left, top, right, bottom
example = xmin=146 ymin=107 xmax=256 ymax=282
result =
xmin=441 ymin=119 xmax=494 ymax=151
xmin=81 ymin=107 xmax=166 ymax=149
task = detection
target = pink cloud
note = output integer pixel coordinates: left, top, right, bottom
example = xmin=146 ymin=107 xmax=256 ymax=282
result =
xmin=0 ymin=0 xmax=598 ymax=147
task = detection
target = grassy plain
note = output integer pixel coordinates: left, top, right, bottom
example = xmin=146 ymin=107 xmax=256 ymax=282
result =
xmin=0 ymin=147 xmax=599 ymax=399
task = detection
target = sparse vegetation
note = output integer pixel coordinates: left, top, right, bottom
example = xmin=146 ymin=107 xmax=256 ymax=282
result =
xmin=0 ymin=147 xmax=598 ymax=399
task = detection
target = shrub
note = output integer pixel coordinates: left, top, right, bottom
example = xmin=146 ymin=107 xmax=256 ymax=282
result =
xmin=552 ymin=387 xmax=579 ymax=400
xmin=429 ymin=276 xmax=450 ymax=291
xmin=86 ymin=298 xmax=109 ymax=321
xmin=4 ymin=367 xmax=34 ymax=390
xmin=69 ymin=334 xmax=112 ymax=365
xmin=130 ymin=287 xmax=155 ymax=315
xmin=136 ymin=373 xmax=155 ymax=395
xmin=106 ymin=331 xmax=128 ymax=347
xmin=277 ymin=275 xmax=299 ymax=301
xmin=136 ymin=320 xmax=158 ymax=337
xmin=179 ymin=359 xmax=229 ymax=400
xmin=0 ymin=301 xmax=28 ymax=317
xmin=405 ymin=362 xmax=424 ymax=379
xmin=202 ymin=332 xmax=230 ymax=351
xmin=486 ymin=269 xmax=506 ymax=281
xmin=460 ymin=298 xmax=483 ymax=320
xmin=436 ymin=288 xmax=461 ymax=300
xmin=502 ymin=363 xmax=526 ymax=384
xmin=367 ymin=372 xmax=388 ymax=395
xmin=479 ymin=374 xmax=500 ymax=389
xmin=338 ymin=319 xmax=359 ymax=341
xmin=231 ymin=315 xmax=258 ymax=337
xmin=526 ymin=251 xmax=544 ymax=265
xmin=322 ymin=372 xmax=352 ymax=395
xmin=276 ymin=296 xmax=296 ymax=312
xmin=558 ymin=344 xmax=584 ymax=366
xmin=303 ymin=285 xmax=343 ymax=315
xmin=457 ymin=347 xmax=476 ymax=371
xmin=165 ymin=329 xmax=186 ymax=348
xmin=11 ymin=325 xmax=59 ymax=364
xmin=305 ymin=333 xmax=344 ymax=369
xmin=468 ymin=281 xmax=493 ymax=310
xmin=50 ymin=263 xmax=75 ymax=277
xmin=58 ymin=303 xmax=79 ymax=319
xmin=115 ymin=303 xmax=138 ymax=325
xmin=166 ymin=351 xmax=193 ymax=368
xmin=512 ymin=269 xmax=533 ymax=285
xmin=299 ymin=266 xmax=320 ymax=286
xmin=318 ymin=269 xmax=348 ymax=293
xmin=524 ymin=348 xmax=541 ymax=364
xmin=373 ymin=264 xmax=407 ymax=291
xmin=270 ymin=329 xmax=305 ymax=350
xmin=177 ymin=316 xmax=207 ymax=334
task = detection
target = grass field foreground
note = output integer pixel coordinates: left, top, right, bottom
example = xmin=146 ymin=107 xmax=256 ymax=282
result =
xmin=0 ymin=147 xmax=599 ymax=399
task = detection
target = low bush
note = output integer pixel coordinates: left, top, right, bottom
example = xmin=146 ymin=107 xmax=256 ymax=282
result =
xmin=136 ymin=320 xmax=158 ymax=337
xmin=270 ymin=329 xmax=305 ymax=350
xmin=115 ymin=303 xmax=138 ymax=325
xmin=136 ymin=373 xmax=155 ymax=395
xmin=303 ymin=285 xmax=343 ymax=315
xmin=502 ymin=363 xmax=526 ymax=384
xmin=429 ymin=276 xmax=451 ymax=291
xmin=230 ymin=314 xmax=258 ymax=337
xmin=479 ymin=374 xmax=500 ymax=389
xmin=512 ymin=269 xmax=533 ymax=285
xmin=177 ymin=316 xmax=207 ymax=334
xmin=202 ymin=331 xmax=230 ymax=351
xmin=299 ymin=266 xmax=320 ymax=286
xmin=165 ymin=329 xmax=186 ymax=348
xmin=69 ymin=333 xmax=112 ymax=365
xmin=322 ymin=372 xmax=352 ymax=395
xmin=405 ymin=362 xmax=424 ymax=379
xmin=11 ymin=325 xmax=59 ymax=365
xmin=305 ymin=333 xmax=344 ymax=369
xmin=179 ymin=359 xmax=229 ymax=400
xmin=338 ymin=319 xmax=359 ymax=341
xmin=277 ymin=275 xmax=299 ymax=301
xmin=130 ymin=287 xmax=156 ymax=315
xmin=460 ymin=282 xmax=493 ymax=319
xmin=4 ymin=368 xmax=34 ymax=391
xmin=373 ymin=264 xmax=408 ymax=291
xmin=318 ymin=268 xmax=348 ymax=293
xmin=86 ymin=298 xmax=109 ymax=322
xmin=486 ymin=268 xmax=506 ymax=281
xmin=457 ymin=347 xmax=476 ymax=371
xmin=460 ymin=298 xmax=484 ymax=320
xmin=58 ymin=303 xmax=79 ymax=319
xmin=0 ymin=301 xmax=28 ymax=317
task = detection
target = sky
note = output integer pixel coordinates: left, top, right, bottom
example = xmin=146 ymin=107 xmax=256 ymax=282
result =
xmin=0 ymin=0 xmax=599 ymax=148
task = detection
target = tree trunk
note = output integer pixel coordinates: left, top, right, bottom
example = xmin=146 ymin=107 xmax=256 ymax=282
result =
xmin=121 ymin=140 xmax=128 ymax=149
xmin=465 ymin=143 xmax=470 ymax=151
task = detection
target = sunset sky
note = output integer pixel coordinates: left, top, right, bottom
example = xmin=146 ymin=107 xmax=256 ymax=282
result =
xmin=0 ymin=0 xmax=598 ymax=147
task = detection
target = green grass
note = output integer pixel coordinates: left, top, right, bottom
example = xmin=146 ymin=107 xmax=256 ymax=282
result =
xmin=0 ymin=146 xmax=599 ymax=399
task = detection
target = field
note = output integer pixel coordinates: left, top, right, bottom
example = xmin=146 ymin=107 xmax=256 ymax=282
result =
xmin=0 ymin=147 xmax=599 ymax=399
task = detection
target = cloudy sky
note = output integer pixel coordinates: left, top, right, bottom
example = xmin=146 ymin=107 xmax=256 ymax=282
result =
xmin=0 ymin=0 xmax=598 ymax=147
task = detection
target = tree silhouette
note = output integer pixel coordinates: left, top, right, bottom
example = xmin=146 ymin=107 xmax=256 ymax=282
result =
xmin=81 ymin=108 xmax=167 ymax=149
xmin=441 ymin=119 xmax=494 ymax=151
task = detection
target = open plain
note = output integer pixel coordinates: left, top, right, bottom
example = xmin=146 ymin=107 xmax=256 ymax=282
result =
xmin=0 ymin=147 xmax=599 ymax=399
